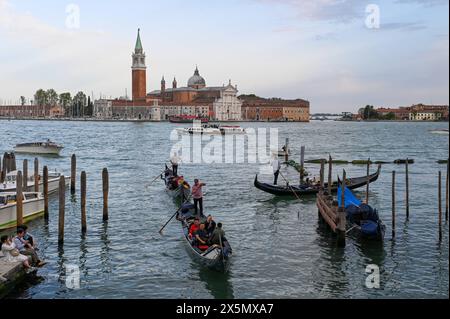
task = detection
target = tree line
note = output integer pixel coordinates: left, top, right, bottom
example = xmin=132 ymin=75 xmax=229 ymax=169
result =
xmin=358 ymin=105 xmax=396 ymax=120
xmin=30 ymin=89 xmax=94 ymax=117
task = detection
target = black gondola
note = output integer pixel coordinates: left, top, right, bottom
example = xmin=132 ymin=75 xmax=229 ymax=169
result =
xmin=254 ymin=164 xmax=381 ymax=196
xmin=161 ymin=165 xmax=191 ymax=202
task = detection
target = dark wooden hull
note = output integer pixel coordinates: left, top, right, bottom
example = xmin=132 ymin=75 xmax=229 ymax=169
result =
xmin=255 ymin=165 xmax=381 ymax=196
xmin=162 ymin=166 xmax=191 ymax=202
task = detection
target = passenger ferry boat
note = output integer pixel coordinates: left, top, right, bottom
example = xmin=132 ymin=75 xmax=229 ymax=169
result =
xmin=169 ymin=115 xmax=209 ymax=124
xmin=177 ymin=124 xmax=246 ymax=135
xmin=0 ymin=170 xmax=70 ymax=193
xmin=0 ymin=192 xmax=44 ymax=230
xmin=14 ymin=140 xmax=64 ymax=155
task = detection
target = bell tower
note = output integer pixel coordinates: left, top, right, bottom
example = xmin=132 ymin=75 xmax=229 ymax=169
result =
xmin=132 ymin=28 xmax=147 ymax=101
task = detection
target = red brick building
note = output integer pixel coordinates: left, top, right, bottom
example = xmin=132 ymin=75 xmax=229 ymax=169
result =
xmin=240 ymin=95 xmax=310 ymax=122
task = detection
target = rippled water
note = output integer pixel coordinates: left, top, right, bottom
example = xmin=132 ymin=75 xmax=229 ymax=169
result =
xmin=0 ymin=120 xmax=448 ymax=299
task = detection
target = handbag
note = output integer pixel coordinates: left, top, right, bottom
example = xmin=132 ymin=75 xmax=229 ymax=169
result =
xmin=10 ymin=248 xmax=20 ymax=257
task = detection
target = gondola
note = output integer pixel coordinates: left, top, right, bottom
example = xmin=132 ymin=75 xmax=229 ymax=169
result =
xmin=161 ymin=165 xmax=191 ymax=202
xmin=176 ymin=202 xmax=232 ymax=272
xmin=337 ymin=185 xmax=385 ymax=241
xmin=254 ymin=164 xmax=381 ymax=196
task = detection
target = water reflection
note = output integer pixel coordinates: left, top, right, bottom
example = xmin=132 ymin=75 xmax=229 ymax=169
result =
xmin=198 ymin=267 xmax=234 ymax=299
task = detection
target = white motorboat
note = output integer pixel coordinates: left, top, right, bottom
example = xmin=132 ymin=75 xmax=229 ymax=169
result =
xmin=0 ymin=192 xmax=44 ymax=230
xmin=429 ymin=129 xmax=449 ymax=135
xmin=14 ymin=140 xmax=64 ymax=155
xmin=176 ymin=124 xmax=246 ymax=135
xmin=0 ymin=170 xmax=70 ymax=193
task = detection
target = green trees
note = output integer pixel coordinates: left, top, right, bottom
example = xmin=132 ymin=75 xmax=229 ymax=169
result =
xmin=59 ymin=92 xmax=72 ymax=116
xmin=34 ymin=89 xmax=48 ymax=106
xmin=361 ymin=105 xmax=378 ymax=120
xmin=73 ymin=91 xmax=87 ymax=117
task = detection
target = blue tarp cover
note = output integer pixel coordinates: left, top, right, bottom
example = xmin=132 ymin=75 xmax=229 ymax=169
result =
xmin=337 ymin=185 xmax=362 ymax=208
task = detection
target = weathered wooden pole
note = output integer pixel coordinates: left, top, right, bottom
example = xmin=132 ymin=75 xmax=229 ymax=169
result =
xmin=337 ymin=170 xmax=346 ymax=247
xmin=81 ymin=171 xmax=87 ymax=233
xmin=284 ymin=138 xmax=289 ymax=162
xmin=320 ymin=160 xmax=325 ymax=190
xmin=446 ymin=159 xmax=449 ymax=222
xmin=4 ymin=153 xmax=11 ymax=173
xmin=0 ymin=153 xmax=5 ymax=183
xmin=11 ymin=153 xmax=16 ymax=171
xmin=34 ymin=157 xmax=39 ymax=192
xmin=71 ymin=154 xmax=76 ymax=194
xmin=438 ymin=171 xmax=442 ymax=242
xmin=366 ymin=158 xmax=370 ymax=204
xmin=392 ymin=171 xmax=396 ymax=239
xmin=43 ymin=166 xmax=49 ymax=220
xmin=22 ymin=159 xmax=28 ymax=190
xmin=0 ymin=154 xmax=2 ymax=183
xmin=16 ymin=171 xmax=24 ymax=227
xmin=328 ymin=155 xmax=333 ymax=194
xmin=405 ymin=158 xmax=410 ymax=220
xmin=300 ymin=146 xmax=305 ymax=182
xmin=102 ymin=168 xmax=109 ymax=221
xmin=58 ymin=176 xmax=66 ymax=244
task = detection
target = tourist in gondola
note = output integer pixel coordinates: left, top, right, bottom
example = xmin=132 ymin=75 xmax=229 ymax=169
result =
xmin=194 ymin=223 xmax=209 ymax=250
xmin=170 ymin=152 xmax=181 ymax=176
xmin=192 ymin=179 xmax=206 ymax=216
xmin=188 ymin=218 xmax=201 ymax=238
xmin=209 ymin=222 xmax=226 ymax=246
xmin=272 ymin=156 xmax=281 ymax=185
xmin=205 ymin=215 xmax=216 ymax=236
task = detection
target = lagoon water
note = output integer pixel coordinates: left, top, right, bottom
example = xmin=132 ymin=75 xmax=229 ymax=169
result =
xmin=0 ymin=120 xmax=448 ymax=299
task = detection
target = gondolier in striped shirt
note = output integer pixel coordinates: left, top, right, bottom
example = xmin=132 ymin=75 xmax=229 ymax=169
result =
xmin=192 ymin=179 xmax=206 ymax=217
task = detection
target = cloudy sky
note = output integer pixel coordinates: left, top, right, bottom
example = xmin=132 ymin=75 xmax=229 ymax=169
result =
xmin=0 ymin=0 xmax=448 ymax=112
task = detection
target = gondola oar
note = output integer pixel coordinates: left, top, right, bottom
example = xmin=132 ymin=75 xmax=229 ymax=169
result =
xmin=159 ymin=194 xmax=192 ymax=234
xmin=218 ymin=231 xmax=226 ymax=269
xmin=146 ymin=165 xmax=169 ymax=189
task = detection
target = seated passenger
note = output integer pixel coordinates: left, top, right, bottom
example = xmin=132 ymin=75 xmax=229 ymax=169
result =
xmin=209 ymin=223 xmax=226 ymax=246
xmin=204 ymin=215 xmax=216 ymax=236
xmin=188 ymin=218 xmax=200 ymax=238
xmin=195 ymin=224 xmax=209 ymax=250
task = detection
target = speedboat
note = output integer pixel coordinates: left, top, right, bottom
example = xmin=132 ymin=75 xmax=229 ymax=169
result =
xmin=14 ymin=140 xmax=64 ymax=155
xmin=0 ymin=170 xmax=70 ymax=193
xmin=0 ymin=192 xmax=44 ymax=230
xmin=429 ymin=129 xmax=449 ymax=135
xmin=176 ymin=124 xmax=246 ymax=135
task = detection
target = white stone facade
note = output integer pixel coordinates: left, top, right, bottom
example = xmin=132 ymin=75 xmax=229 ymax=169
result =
xmin=212 ymin=83 xmax=242 ymax=121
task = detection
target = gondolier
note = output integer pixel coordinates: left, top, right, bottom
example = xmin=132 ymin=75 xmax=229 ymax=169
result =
xmin=170 ymin=152 xmax=181 ymax=176
xmin=192 ymin=179 xmax=206 ymax=216
xmin=272 ymin=156 xmax=281 ymax=185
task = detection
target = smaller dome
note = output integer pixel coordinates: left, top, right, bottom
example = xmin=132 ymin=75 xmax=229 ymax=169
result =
xmin=188 ymin=67 xmax=206 ymax=88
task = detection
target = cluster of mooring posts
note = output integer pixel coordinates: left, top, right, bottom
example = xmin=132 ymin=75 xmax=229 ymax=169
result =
xmin=280 ymin=139 xmax=449 ymax=247
xmin=1 ymin=152 xmax=110 ymax=297
xmin=0 ymin=153 xmax=110 ymax=243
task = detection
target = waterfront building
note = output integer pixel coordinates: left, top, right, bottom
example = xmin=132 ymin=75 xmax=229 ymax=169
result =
xmin=240 ymin=95 xmax=310 ymax=122
xmin=376 ymin=107 xmax=411 ymax=120
xmin=409 ymin=104 xmax=449 ymax=121
xmin=148 ymin=68 xmax=243 ymax=121
xmin=0 ymin=104 xmax=63 ymax=118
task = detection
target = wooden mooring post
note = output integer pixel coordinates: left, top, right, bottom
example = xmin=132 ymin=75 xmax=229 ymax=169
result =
xmin=392 ymin=171 xmax=396 ymax=239
xmin=328 ymin=155 xmax=332 ymax=194
xmin=337 ymin=170 xmax=346 ymax=247
xmin=16 ymin=171 xmax=23 ymax=227
xmin=300 ymin=146 xmax=305 ymax=182
xmin=43 ymin=166 xmax=49 ymax=220
xmin=58 ymin=176 xmax=66 ymax=244
xmin=320 ymin=160 xmax=325 ymax=190
xmin=22 ymin=159 xmax=28 ymax=190
xmin=446 ymin=159 xmax=449 ymax=222
xmin=81 ymin=171 xmax=87 ymax=232
xmin=34 ymin=157 xmax=39 ymax=192
xmin=0 ymin=153 xmax=5 ymax=183
xmin=102 ymin=168 xmax=109 ymax=221
xmin=11 ymin=153 xmax=16 ymax=171
xmin=438 ymin=171 xmax=442 ymax=242
xmin=366 ymin=158 xmax=370 ymax=204
xmin=406 ymin=158 xmax=410 ymax=219
xmin=71 ymin=154 xmax=76 ymax=194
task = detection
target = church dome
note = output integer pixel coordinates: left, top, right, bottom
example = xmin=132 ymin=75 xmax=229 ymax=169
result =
xmin=188 ymin=66 xmax=206 ymax=89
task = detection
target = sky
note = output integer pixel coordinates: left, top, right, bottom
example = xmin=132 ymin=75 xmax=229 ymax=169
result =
xmin=0 ymin=0 xmax=448 ymax=112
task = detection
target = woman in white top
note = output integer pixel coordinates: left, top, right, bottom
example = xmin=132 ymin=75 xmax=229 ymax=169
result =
xmin=1 ymin=235 xmax=31 ymax=269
